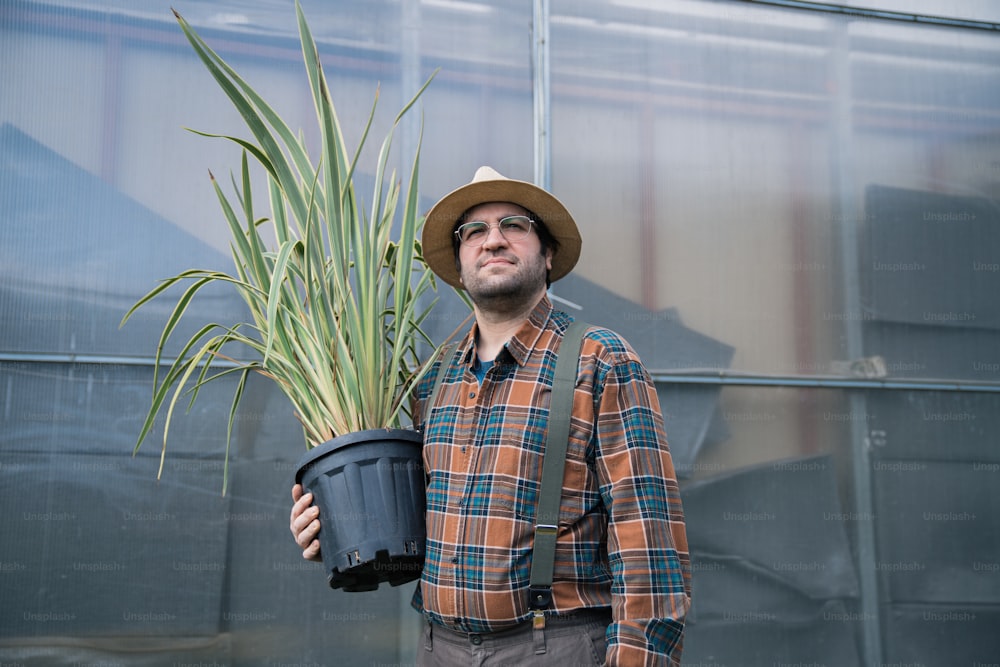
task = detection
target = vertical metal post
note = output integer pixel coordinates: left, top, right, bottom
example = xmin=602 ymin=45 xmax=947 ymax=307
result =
xmin=398 ymin=3 xmax=424 ymax=663
xmin=400 ymin=0 xmax=422 ymax=189
xmin=532 ymin=0 xmax=551 ymax=190
xmin=830 ymin=18 xmax=883 ymax=666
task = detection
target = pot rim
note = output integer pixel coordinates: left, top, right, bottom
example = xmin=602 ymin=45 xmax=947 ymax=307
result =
xmin=293 ymin=427 xmax=423 ymax=483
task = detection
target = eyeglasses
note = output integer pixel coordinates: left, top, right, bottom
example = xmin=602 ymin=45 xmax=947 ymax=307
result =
xmin=454 ymin=215 xmax=535 ymax=246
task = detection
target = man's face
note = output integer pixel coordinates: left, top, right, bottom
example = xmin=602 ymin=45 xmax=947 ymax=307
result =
xmin=456 ymin=201 xmax=553 ymax=311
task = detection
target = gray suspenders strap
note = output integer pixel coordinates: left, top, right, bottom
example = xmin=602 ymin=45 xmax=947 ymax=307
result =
xmin=528 ymin=319 xmax=589 ymax=612
xmin=423 ymin=343 xmax=457 ymax=426
xmin=422 ymin=320 xmax=590 ymax=618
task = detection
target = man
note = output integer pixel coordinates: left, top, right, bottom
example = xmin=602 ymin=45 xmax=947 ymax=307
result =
xmin=291 ymin=167 xmax=691 ymax=666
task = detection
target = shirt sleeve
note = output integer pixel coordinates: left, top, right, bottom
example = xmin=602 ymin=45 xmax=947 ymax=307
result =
xmin=592 ymin=344 xmax=692 ymax=667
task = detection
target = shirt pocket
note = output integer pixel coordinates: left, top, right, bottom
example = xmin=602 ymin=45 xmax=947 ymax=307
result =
xmin=487 ymin=466 xmax=594 ymax=529
xmin=477 ymin=478 xmax=537 ymax=525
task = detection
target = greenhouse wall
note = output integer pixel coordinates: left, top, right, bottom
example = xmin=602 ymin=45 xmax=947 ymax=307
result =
xmin=1 ymin=1 xmax=998 ymax=665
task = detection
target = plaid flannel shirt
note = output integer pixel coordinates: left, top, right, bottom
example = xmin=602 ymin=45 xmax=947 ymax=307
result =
xmin=412 ymin=296 xmax=691 ymax=666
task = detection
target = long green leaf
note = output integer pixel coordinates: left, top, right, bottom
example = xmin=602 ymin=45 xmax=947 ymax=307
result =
xmin=223 ymin=368 xmax=251 ymax=496
xmin=174 ymin=9 xmax=310 ymax=225
xmin=123 ymin=6 xmax=459 ymax=493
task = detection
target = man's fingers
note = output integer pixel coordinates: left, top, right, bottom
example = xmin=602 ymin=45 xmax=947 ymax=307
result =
xmin=303 ymin=539 xmax=321 ymax=561
xmin=290 ymin=484 xmax=322 ymax=561
xmin=297 ymin=519 xmax=321 ymax=551
xmin=291 ymin=504 xmax=319 ymax=533
xmin=290 ymin=487 xmax=317 ymax=524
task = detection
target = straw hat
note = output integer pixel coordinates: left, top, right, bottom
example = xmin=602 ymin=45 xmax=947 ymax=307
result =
xmin=422 ymin=166 xmax=582 ymax=290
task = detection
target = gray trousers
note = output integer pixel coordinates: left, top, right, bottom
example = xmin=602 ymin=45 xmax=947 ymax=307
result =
xmin=416 ymin=611 xmax=610 ymax=667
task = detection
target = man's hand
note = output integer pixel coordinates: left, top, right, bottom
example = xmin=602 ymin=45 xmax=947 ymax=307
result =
xmin=290 ymin=483 xmax=322 ymax=562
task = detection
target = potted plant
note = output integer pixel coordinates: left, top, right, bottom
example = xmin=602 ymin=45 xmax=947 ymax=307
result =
xmin=121 ymin=1 xmax=449 ymax=591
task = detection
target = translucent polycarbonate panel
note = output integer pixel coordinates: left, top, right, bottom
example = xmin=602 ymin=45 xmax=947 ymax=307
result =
xmin=548 ymin=0 xmax=1000 ymax=383
xmin=408 ymin=0 xmax=538 ymax=211
xmin=1 ymin=0 xmax=535 ymax=359
xmin=677 ymin=383 xmax=1000 ymax=666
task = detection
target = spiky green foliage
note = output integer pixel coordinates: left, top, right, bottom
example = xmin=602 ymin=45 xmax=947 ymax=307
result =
xmin=121 ymin=2 xmax=446 ymax=494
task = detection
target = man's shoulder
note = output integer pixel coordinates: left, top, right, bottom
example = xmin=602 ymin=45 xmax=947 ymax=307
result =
xmin=552 ymin=314 xmax=637 ymax=360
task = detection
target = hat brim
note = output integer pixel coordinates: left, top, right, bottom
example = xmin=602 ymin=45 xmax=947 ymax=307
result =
xmin=422 ymin=173 xmax=582 ymax=290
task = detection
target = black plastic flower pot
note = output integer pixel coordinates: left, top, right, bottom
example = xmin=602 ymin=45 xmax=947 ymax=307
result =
xmin=294 ymin=428 xmax=425 ymax=592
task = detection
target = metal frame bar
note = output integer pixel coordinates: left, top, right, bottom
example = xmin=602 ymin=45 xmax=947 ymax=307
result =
xmin=2 ymin=352 xmax=997 ymax=393
xmin=532 ymin=0 xmax=551 ymax=190
xmin=740 ymin=0 xmax=1000 ymax=31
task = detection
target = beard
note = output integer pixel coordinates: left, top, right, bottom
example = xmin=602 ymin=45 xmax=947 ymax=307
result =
xmin=461 ymin=249 xmax=549 ymax=315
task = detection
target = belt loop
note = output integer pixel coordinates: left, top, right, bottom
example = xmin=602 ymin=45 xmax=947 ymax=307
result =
xmin=532 ymin=610 xmax=547 ymax=655
xmin=424 ymin=619 xmax=434 ymax=652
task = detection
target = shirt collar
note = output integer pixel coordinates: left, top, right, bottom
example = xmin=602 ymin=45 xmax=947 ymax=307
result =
xmin=462 ymin=295 xmax=554 ymax=368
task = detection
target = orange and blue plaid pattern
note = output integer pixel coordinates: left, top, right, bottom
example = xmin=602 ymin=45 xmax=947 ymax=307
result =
xmin=412 ymin=297 xmax=691 ymax=666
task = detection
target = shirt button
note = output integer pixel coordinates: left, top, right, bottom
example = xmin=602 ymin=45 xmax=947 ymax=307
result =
xmin=451 ymin=556 xmax=459 ymax=563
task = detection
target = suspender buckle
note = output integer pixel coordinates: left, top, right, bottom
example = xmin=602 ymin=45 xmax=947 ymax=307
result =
xmin=532 ymin=608 xmax=548 ymax=654
xmin=528 ymin=585 xmax=553 ymax=610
